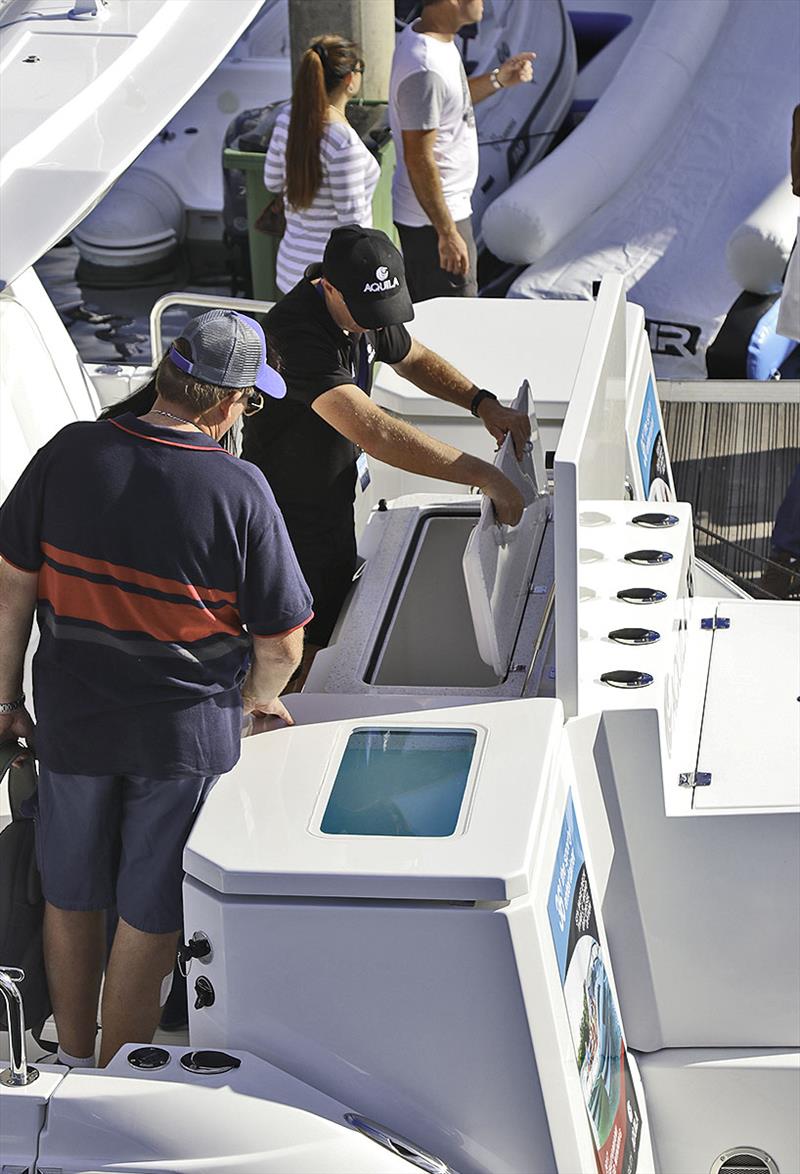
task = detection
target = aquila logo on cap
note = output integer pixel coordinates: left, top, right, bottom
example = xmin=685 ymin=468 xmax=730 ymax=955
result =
xmin=363 ymin=264 xmax=400 ymax=294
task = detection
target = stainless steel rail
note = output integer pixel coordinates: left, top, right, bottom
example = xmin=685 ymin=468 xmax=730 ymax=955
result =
xmin=149 ymin=293 xmax=275 ymax=363
xmin=0 ymin=966 xmax=39 ymax=1087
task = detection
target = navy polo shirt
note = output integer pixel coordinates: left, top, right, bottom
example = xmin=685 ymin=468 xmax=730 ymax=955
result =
xmin=0 ymin=415 xmax=313 ymax=778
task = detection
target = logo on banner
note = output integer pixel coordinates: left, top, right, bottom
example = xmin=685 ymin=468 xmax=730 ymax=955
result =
xmin=645 ymin=319 xmax=701 ymax=358
xmin=548 ymin=793 xmax=642 ymax=1174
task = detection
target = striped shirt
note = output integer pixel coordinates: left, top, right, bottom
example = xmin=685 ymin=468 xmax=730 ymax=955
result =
xmin=0 ymin=416 xmax=312 ymax=777
xmin=264 ymin=106 xmax=381 ymax=294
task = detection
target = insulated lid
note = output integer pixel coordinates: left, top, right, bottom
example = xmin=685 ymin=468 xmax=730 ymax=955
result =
xmin=462 ymin=381 xmax=549 ymax=677
xmin=184 ymin=700 xmax=563 ymax=901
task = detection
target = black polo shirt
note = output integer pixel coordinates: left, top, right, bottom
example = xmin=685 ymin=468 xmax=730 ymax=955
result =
xmin=242 ymin=265 xmax=412 ymax=543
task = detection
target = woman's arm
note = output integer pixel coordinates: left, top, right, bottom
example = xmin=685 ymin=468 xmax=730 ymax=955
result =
xmin=263 ymin=115 xmax=288 ymax=195
xmin=325 ymin=129 xmax=377 ymax=227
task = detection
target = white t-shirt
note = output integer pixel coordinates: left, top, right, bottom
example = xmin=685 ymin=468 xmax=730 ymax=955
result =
xmin=264 ymin=106 xmax=380 ymax=294
xmin=389 ymin=22 xmax=478 ymax=228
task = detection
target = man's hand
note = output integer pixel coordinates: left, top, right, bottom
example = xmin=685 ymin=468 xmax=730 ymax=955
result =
xmin=498 ymin=52 xmax=536 ymax=87
xmin=438 ymin=227 xmax=470 ymax=276
xmin=477 ymin=397 xmax=532 ymax=459
xmin=482 ymin=471 xmax=524 ymax=527
xmin=242 ymin=696 xmax=295 ymax=736
xmin=0 ymin=707 xmax=36 ymax=762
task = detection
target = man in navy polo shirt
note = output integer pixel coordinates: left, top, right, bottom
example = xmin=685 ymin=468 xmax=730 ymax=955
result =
xmin=0 ymin=310 xmax=312 ymax=1067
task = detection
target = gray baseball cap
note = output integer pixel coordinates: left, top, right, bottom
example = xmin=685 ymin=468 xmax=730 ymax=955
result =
xmin=168 ymin=310 xmax=286 ymax=399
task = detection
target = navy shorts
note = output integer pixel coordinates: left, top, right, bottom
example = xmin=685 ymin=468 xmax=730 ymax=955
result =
xmin=34 ymin=767 xmax=217 ymax=934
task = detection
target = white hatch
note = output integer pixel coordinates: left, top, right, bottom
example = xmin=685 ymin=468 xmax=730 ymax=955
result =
xmin=183 ymin=699 xmax=564 ymax=902
xmin=462 ymin=380 xmax=549 ymax=677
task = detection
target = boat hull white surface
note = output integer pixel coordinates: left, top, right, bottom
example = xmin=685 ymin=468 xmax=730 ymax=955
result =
xmin=0 ymin=0 xmax=267 ymax=287
xmin=2 ymin=1046 xmax=419 ymax=1173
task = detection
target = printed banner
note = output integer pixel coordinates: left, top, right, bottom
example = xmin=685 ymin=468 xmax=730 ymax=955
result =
xmin=636 ymin=376 xmax=672 ymax=501
xmin=548 ymin=793 xmax=642 ymax=1174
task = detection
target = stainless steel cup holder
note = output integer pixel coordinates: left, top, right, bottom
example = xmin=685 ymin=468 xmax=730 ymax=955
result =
xmin=601 ymin=669 xmax=654 ymax=689
xmin=623 ymin=549 xmax=673 ymax=565
xmin=180 ymin=1049 xmax=241 ymax=1075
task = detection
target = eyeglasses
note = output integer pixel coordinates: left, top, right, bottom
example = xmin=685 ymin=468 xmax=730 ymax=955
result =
xmin=241 ymin=389 xmax=264 ymax=416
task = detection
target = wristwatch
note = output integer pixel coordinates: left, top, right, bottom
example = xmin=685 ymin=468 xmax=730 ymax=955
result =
xmin=470 ymin=388 xmax=498 ymax=417
xmin=0 ymin=693 xmax=25 ymax=714
xmin=489 ymin=68 xmax=504 ymax=91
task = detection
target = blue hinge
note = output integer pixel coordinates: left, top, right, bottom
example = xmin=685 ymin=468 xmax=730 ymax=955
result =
xmin=701 ymin=616 xmax=730 ymax=630
xmin=679 ymin=771 xmax=712 ymax=788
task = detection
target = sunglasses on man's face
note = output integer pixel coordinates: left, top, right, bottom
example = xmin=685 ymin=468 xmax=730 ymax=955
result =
xmin=241 ymin=389 xmax=264 ymax=416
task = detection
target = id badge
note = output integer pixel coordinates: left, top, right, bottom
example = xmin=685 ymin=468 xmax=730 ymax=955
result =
xmin=356 ymin=450 xmax=371 ymax=492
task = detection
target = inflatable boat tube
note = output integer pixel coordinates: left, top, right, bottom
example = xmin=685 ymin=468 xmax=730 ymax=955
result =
xmin=468 ymin=0 xmax=577 ymax=244
xmin=726 ymin=177 xmax=798 ymax=295
xmin=481 ymin=0 xmax=729 ymax=264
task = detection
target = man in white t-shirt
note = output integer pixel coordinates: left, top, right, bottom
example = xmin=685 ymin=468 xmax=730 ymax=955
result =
xmin=389 ymin=0 xmax=535 ymax=301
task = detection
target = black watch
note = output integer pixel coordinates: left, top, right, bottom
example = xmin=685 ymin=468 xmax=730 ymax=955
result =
xmin=470 ymin=388 xmax=498 ymax=417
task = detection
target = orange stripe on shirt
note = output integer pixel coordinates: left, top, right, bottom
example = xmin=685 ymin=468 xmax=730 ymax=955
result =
xmin=39 ymin=564 xmax=241 ymax=644
xmin=40 ymin=542 xmax=237 ymax=607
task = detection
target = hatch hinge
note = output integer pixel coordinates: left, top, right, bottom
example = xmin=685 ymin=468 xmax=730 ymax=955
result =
xmin=700 ymin=616 xmax=730 ymax=630
xmin=679 ymin=771 xmax=712 ymax=788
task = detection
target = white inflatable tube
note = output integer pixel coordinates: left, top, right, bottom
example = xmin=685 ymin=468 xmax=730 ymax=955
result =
xmin=481 ymin=0 xmax=729 ymax=265
xmin=726 ymin=177 xmax=798 ymax=294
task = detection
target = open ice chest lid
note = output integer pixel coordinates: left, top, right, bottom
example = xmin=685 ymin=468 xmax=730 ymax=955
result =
xmin=183 ymin=700 xmax=564 ymax=902
xmin=462 ymin=380 xmax=549 ymax=678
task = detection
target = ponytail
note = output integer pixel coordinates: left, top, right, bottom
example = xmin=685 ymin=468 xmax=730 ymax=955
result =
xmin=285 ymin=35 xmax=364 ymax=211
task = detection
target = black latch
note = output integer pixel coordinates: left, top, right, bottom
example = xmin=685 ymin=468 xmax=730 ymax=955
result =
xmin=193 ymin=976 xmax=215 ymax=1011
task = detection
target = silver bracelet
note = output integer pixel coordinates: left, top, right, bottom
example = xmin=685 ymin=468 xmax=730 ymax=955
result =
xmin=0 ymin=694 xmax=25 ymax=714
xmin=490 ymin=68 xmax=504 ymax=91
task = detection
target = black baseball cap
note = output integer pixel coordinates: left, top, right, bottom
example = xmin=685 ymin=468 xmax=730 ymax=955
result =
xmin=322 ymin=225 xmax=414 ymax=329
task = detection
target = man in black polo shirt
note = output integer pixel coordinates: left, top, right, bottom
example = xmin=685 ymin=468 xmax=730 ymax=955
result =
xmin=242 ymin=225 xmax=529 ymax=682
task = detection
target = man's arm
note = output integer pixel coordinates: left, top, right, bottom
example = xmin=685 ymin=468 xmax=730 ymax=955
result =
xmin=468 ymin=53 xmax=536 ymax=105
xmin=401 ymin=128 xmax=469 ymax=277
xmin=242 ymin=627 xmax=304 ymax=719
xmin=0 ymin=558 xmax=38 ymax=747
xmin=392 ymin=338 xmax=531 ymax=457
xmin=313 ymin=385 xmax=524 ymax=524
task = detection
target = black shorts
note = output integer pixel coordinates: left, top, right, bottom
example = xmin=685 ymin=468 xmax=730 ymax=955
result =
xmin=395 ymin=216 xmax=478 ymax=303
xmin=284 ymin=513 xmax=357 ymax=647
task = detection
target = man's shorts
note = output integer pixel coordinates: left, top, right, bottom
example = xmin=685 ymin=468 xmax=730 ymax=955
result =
xmin=34 ymin=767 xmax=217 ymax=934
xmin=395 ymin=216 xmax=479 ymax=303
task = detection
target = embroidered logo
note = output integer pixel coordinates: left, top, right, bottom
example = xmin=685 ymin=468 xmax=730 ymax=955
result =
xmin=363 ymin=265 xmax=400 ymax=294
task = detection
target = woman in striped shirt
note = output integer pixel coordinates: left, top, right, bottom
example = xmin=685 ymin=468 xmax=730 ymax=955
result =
xmin=265 ymin=35 xmax=381 ymax=295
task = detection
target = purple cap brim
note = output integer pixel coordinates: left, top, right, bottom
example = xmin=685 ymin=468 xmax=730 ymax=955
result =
xmin=236 ymin=313 xmax=286 ymax=400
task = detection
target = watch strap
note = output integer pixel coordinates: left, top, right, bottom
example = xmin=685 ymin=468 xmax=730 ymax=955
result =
xmin=470 ymin=388 xmax=498 ymax=417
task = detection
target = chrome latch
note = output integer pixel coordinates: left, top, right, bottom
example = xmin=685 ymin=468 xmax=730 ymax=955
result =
xmin=178 ymin=931 xmax=213 ymax=977
xmin=700 ymin=617 xmax=730 ymax=630
xmin=679 ymin=771 xmax=712 ymax=787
